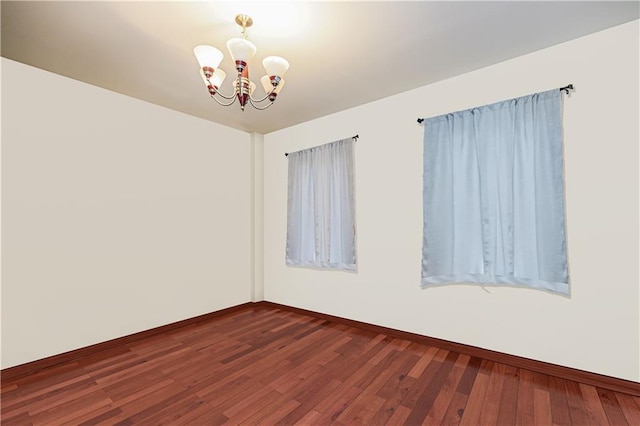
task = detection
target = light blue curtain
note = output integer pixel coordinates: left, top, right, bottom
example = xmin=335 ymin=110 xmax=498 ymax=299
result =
xmin=286 ymin=138 xmax=356 ymax=271
xmin=422 ymin=90 xmax=569 ymax=294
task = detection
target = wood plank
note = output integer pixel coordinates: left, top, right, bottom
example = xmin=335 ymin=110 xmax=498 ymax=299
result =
xmin=563 ymin=378 xmax=590 ymax=425
xmin=580 ymin=383 xmax=613 ymax=425
xmin=436 ymin=355 xmax=482 ymax=425
xmin=106 ymin=382 xmax=186 ymax=424
xmin=367 ymin=353 xmax=421 ymax=424
xmin=78 ymin=349 xmax=137 ymax=371
xmin=458 ymin=359 xmax=493 ymax=426
xmin=70 ymin=406 xmax=123 ymax=426
xmin=532 ymin=371 xmax=553 ymax=425
xmin=222 ymin=384 xmax=282 ymax=420
xmin=516 ymin=369 xmax=536 ymax=426
xmin=313 ymin=385 xmax=363 ymax=424
xmin=338 ymin=394 xmax=386 ymax=425
xmin=421 ymin=354 xmax=470 ymax=425
xmin=292 ymin=409 xmax=322 ymax=425
xmin=597 ymin=387 xmax=630 ymax=425
xmin=408 ymin=346 xmax=440 ymax=379
xmin=29 ymin=391 xmax=112 ymax=425
xmin=385 ymin=404 xmax=413 ymax=425
xmin=440 ymin=391 xmax=470 ymax=426
xmin=241 ymin=399 xmax=300 ymax=425
xmin=0 ymin=409 xmax=32 ymax=425
xmin=533 ymin=387 xmax=553 ymax=426
xmin=456 ymin=356 xmax=483 ymax=396
xmin=3 ymin=368 xmax=91 ymax=406
xmin=548 ymin=375 xmax=571 ymax=426
xmin=616 ymin=392 xmax=640 ymax=425
xmin=274 ymin=377 xmax=343 ymax=424
xmin=369 ymin=376 xmax=417 ymax=425
xmin=495 ymin=365 xmax=519 ymax=426
xmin=477 ymin=361 xmax=507 ymax=425
xmin=26 ymin=382 xmax=105 ymax=417
xmin=166 ymin=400 xmax=225 ymax=426
xmin=141 ymin=396 xmax=216 ymax=426
xmin=1 ymin=383 xmax=19 ymax=394
xmin=334 ymin=350 xmax=418 ymax=424
xmin=404 ymin=350 xmax=460 ymax=425
xmin=106 ymin=378 xmax=175 ymax=408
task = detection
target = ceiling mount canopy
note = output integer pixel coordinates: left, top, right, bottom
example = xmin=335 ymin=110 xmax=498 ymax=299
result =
xmin=235 ymin=14 xmax=253 ymax=30
xmin=194 ymin=14 xmax=289 ymax=112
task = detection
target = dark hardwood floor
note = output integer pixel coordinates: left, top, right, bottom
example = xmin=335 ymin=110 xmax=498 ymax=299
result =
xmin=2 ymin=304 xmax=639 ymax=425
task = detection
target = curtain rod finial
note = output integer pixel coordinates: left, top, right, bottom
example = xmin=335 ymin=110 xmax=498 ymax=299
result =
xmin=560 ymin=84 xmax=574 ymax=94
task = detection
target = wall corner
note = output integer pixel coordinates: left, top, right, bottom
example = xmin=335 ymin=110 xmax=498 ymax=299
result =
xmin=250 ymin=132 xmax=265 ymax=302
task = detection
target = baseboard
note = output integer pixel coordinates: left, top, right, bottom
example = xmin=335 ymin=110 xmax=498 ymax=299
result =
xmin=257 ymin=301 xmax=640 ymax=397
xmin=3 ymin=300 xmax=639 ymax=397
xmin=0 ymin=302 xmax=254 ymax=382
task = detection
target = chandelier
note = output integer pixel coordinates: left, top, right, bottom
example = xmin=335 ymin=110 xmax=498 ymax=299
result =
xmin=194 ymin=14 xmax=289 ymax=111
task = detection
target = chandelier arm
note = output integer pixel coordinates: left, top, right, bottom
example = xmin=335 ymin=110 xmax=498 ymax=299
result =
xmin=209 ymin=93 xmax=238 ymax=107
xmin=249 ymin=90 xmax=274 ymax=104
xmin=248 ymin=97 xmax=275 ymax=110
xmin=206 ymin=78 xmax=237 ymax=100
xmin=211 ymin=90 xmax=237 ymax=100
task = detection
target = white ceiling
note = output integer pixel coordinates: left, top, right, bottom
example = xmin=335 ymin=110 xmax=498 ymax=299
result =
xmin=2 ymin=1 xmax=638 ymax=134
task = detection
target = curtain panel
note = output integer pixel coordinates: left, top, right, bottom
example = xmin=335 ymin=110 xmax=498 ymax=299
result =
xmin=286 ymin=138 xmax=356 ymax=271
xmin=422 ymin=90 xmax=569 ymax=294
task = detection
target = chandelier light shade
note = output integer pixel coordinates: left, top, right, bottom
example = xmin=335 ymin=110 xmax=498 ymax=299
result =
xmin=263 ymin=56 xmax=289 ymax=79
xmin=209 ymin=69 xmax=227 ymax=89
xmin=226 ymin=38 xmax=257 ymax=66
xmin=194 ymin=14 xmax=289 ymax=111
xmin=200 ymin=68 xmax=227 ymax=95
xmin=194 ymin=45 xmax=224 ymax=74
xmin=260 ymin=75 xmax=285 ymax=101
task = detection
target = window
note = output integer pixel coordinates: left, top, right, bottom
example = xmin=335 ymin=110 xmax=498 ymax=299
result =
xmin=286 ymin=138 xmax=356 ymax=271
xmin=422 ymin=90 xmax=569 ymax=294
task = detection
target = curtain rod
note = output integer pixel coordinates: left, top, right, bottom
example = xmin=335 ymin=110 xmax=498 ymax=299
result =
xmin=285 ymin=134 xmax=359 ymax=157
xmin=416 ymin=84 xmax=574 ymax=124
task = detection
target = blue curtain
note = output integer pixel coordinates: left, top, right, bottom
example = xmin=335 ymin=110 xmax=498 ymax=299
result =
xmin=422 ymin=90 xmax=569 ymax=294
xmin=286 ymin=139 xmax=357 ymax=271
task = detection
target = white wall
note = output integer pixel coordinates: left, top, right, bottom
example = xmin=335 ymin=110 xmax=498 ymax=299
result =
xmin=1 ymin=59 xmax=252 ymax=369
xmin=263 ymin=21 xmax=640 ymax=381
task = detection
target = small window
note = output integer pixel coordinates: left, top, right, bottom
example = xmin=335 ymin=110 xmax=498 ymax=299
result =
xmin=422 ymin=90 xmax=569 ymax=294
xmin=286 ymin=138 xmax=357 ymax=271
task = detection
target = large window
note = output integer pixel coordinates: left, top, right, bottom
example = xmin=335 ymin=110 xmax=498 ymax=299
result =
xmin=422 ymin=90 xmax=569 ymax=294
xmin=286 ymin=138 xmax=356 ymax=271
